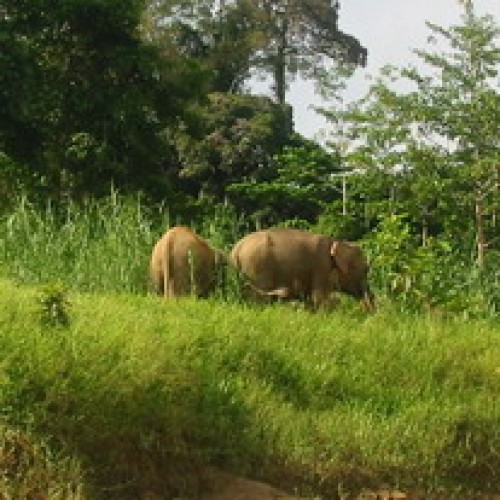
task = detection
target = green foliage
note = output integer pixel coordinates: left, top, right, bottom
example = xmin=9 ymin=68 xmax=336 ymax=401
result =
xmin=197 ymin=202 xmax=253 ymax=251
xmin=143 ymin=0 xmax=366 ymax=104
xmin=0 ymin=192 xmax=160 ymax=293
xmin=0 ymin=0 xmax=210 ymax=201
xmin=315 ymin=209 xmax=364 ymax=241
xmin=143 ymin=0 xmax=261 ymax=94
xmin=320 ymin=3 xmax=499 ymax=264
xmin=173 ymin=92 xmax=293 ymax=202
xmin=254 ymin=0 xmax=367 ymax=103
xmin=37 ymin=283 xmax=71 ymax=329
xmin=229 ymin=135 xmax=344 ymax=224
xmin=364 ymin=214 xmax=500 ymax=315
xmin=313 ymin=167 xmax=393 ymax=241
xmin=0 ymin=153 xmax=32 ymax=212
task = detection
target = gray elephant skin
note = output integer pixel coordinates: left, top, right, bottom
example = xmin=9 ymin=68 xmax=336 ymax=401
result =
xmin=230 ymin=228 xmax=374 ymax=310
xmin=150 ymin=226 xmax=223 ymax=298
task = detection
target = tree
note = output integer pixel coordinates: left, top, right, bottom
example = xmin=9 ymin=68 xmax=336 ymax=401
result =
xmin=228 ymin=134 xmax=344 ymax=224
xmin=142 ymin=0 xmax=367 ymax=103
xmin=142 ymin=0 xmax=260 ymax=93
xmin=172 ymin=92 xmax=293 ymax=202
xmin=250 ymin=0 xmax=367 ymax=104
xmin=406 ymin=0 xmax=500 ymax=264
xmin=0 ymin=0 xmax=209 ymax=201
xmin=320 ymin=1 xmax=500 ymax=261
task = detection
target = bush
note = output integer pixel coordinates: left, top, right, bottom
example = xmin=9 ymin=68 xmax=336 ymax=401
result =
xmin=364 ymin=214 xmax=500 ymax=315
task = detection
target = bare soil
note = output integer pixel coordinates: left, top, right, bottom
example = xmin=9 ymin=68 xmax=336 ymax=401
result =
xmin=142 ymin=467 xmax=500 ymax=500
xmin=198 ymin=466 xmax=292 ymax=499
xmin=196 ymin=469 xmax=500 ymax=500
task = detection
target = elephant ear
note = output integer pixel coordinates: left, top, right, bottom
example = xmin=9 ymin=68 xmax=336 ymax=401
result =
xmin=330 ymin=240 xmax=350 ymax=275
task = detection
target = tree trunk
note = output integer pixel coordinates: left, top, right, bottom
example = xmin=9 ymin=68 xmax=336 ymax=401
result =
xmin=422 ymin=217 xmax=428 ymax=247
xmin=274 ymin=52 xmax=286 ymax=104
xmin=273 ymin=16 xmax=287 ymax=104
xmin=475 ymin=191 xmax=485 ymax=267
xmin=342 ymin=175 xmax=347 ymax=216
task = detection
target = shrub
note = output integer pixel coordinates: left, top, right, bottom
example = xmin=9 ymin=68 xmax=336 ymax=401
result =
xmin=364 ymin=214 xmax=500 ymax=315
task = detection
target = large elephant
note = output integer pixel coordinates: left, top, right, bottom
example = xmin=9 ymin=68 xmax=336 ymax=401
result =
xmin=230 ymin=228 xmax=374 ymax=310
xmin=150 ymin=226 xmax=224 ymax=298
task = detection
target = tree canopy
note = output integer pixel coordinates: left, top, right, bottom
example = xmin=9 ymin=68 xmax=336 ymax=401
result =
xmin=0 ymin=0 xmax=209 ymax=200
xmin=142 ymin=0 xmax=367 ymax=103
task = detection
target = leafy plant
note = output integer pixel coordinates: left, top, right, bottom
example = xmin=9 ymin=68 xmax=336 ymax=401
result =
xmin=37 ymin=283 xmax=71 ymax=328
xmin=364 ymin=213 xmax=498 ymax=315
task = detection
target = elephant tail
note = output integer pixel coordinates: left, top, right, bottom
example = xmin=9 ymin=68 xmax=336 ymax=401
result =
xmin=229 ymin=243 xmax=242 ymax=271
xmin=163 ymin=235 xmax=174 ymax=297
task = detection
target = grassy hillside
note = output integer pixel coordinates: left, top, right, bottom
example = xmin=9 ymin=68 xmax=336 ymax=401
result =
xmin=1 ymin=278 xmax=499 ymax=498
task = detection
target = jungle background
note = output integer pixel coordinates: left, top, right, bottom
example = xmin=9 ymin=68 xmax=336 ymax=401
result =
xmin=1 ymin=0 xmax=499 ymax=314
xmin=0 ymin=1 xmax=499 ymax=498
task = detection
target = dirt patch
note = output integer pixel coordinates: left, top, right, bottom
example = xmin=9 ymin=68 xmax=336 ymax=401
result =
xmin=198 ymin=466 xmax=294 ymax=499
xmin=356 ymin=492 xmax=500 ymax=500
xmin=355 ymin=490 xmax=419 ymax=499
xmin=141 ymin=468 xmax=500 ymax=500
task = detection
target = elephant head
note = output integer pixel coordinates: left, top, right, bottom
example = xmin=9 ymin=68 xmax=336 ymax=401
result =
xmin=330 ymin=240 xmax=375 ymax=311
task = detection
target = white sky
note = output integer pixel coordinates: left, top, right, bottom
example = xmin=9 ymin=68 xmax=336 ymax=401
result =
xmin=285 ymin=0 xmax=500 ymax=140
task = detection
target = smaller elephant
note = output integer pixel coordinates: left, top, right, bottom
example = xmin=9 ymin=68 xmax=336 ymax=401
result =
xmin=150 ymin=226 xmax=224 ymax=298
xmin=230 ymin=228 xmax=374 ymax=311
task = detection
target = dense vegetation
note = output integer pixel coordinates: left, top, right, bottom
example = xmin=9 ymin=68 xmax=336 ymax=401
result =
xmin=0 ymin=0 xmax=499 ymax=497
xmin=1 ymin=1 xmax=499 ymax=314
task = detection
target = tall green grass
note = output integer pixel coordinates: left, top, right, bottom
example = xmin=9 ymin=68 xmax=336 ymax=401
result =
xmin=1 ymin=278 xmax=499 ymax=498
xmin=1 ymin=193 xmax=499 ymax=317
xmin=0 ymin=192 xmax=161 ymax=292
xmin=0 ymin=192 xmax=254 ymax=297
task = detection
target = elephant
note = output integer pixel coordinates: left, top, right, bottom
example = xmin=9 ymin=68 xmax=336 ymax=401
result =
xmin=230 ymin=228 xmax=375 ymax=310
xmin=150 ymin=225 xmax=225 ymax=298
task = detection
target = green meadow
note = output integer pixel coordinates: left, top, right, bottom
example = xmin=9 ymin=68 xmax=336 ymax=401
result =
xmin=0 ymin=196 xmax=499 ymax=498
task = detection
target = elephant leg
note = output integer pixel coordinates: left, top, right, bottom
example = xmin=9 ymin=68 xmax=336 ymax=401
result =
xmin=362 ymin=287 xmax=376 ymax=312
xmin=310 ymin=290 xmax=337 ymax=310
xmin=311 ymin=275 xmax=337 ymax=310
xmin=165 ymin=276 xmax=177 ymax=297
xmin=240 ymin=277 xmax=290 ymax=303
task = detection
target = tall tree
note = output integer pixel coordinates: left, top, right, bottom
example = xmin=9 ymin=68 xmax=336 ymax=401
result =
xmin=228 ymin=134 xmax=344 ymax=224
xmin=408 ymin=0 xmax=500 ymax=264
xmin=142 ymin=0 xmax=259 ymax=93
xmin=142 ymin=0 xmax=367 ymax=103
xmin=251 ymin=0 xmax=367 ymax=104
xmin=172 ymin=91 xmax=293 ymax=202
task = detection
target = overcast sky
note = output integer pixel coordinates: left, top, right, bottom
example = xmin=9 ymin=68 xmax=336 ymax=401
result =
xmin=284 ymin=0 xmax=500 ymax=140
